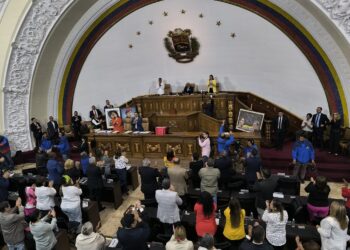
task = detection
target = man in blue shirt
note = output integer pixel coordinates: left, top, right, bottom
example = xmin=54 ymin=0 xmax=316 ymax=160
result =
xmin=217 ymin=121 xmax=235 ymax=154
xmin=292 ymin=132 xmax=315 ymax=182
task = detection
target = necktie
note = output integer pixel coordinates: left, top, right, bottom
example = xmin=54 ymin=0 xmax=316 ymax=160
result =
xmin=316 ymin=114 xmax=321 ymax=127
xmin=278 ymin=117 xmax=282 ymax=130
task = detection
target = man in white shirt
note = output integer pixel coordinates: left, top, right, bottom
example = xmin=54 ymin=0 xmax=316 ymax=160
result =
xmin=156 ymin=77 xmax=165 ymax=95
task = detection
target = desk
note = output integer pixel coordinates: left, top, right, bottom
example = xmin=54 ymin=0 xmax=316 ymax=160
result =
xmin=127 ymin=167 xmax=139 ymax=190
xmin=82 ymin=201 xmax=101 ymax=230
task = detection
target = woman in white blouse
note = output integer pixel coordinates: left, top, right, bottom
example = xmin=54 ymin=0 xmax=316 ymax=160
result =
xmin=35 ymin=178 xmax=56 ymax=215
xmin=114 ymin=150 xmax=129 ymax=194
xmin=262 ymin=199 xmax=288 ymax=249
xmin=301 ymin=113 xmax=313 ymax=140
xmin=60 ymin=175 xmax=82 ymax=233
xmin=317 ymin=201 xmax=350 ymax=250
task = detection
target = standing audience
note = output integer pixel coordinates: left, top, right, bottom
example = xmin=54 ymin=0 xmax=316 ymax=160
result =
xmin=75 ymin=221 xmax=106 ymax=250
xmin=189 ymin=152 xmax=203 ymax=189
xmin=311 ymin=107 xmax=329 ymax=149
xmin=167 ymin=158 xmax=188 ymax=197
xmin=139 ymin=158 xmax=160 ymax=199
xmin=194 ymin=191 xmax=217 ymax=237
xmin=328 ymin=112 xmax=342 ymax=156
xmin=24 ymin=180 xmax=36 ymax=216
xmin=198 ymin=132 xmax=211 ymax=160
xmin=0 ymin=169 xmax=10 ymax=202
xmin=273 ymin=111 xmax=289 ymax=150
xmin=244 ymin=148 xmax=262 ymax=186
xmin=114 ymin=150 xmax=129 ymax=195
xmin=46 ymin=152 xmax=64 ymax=188
xmin=301 ymin=113 xmax=313 ymax=140
xmin=199 ymin=158 xmax=220 ymax=203
xmin=35 ymin=178 xmax=56 ymax=215
xmin=87 ymin=157 xmax=104 ymax=211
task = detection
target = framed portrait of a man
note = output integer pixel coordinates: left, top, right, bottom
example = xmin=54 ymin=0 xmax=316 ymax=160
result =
xmin=105 ymin=108 xmax=121 ymax=129
xmin=236 ymin=109 xmax=265 ymax=132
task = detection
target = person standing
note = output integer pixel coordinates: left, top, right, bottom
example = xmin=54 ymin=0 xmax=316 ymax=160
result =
xmin=87 ymin=157 xmax=104 ymax=211
xmin=194 ymin=191 xmax=217 ymax=238
xmin=217 ymin=121 xmax=235 ymax=154
xmin=198 ymin=132 xmax=211 ymax=160
xmin=312 ymin=107 xmax=329 ymax=149
xmin=46 ymin=152 xmax=64 ymax=188
xmin=75 ymin=221 xmax=106 ymax=250
xmin=0 ymin=198 xmax=26 ymax=250
xmin=301 ymin=113 xmax=313 ymax=140
xmin=55 ymin=131 xmax=70 ymax=161
xmin=47 ymin=116 xmax=59 ymax=142
xmin=35 ymin=178 xmax=56 ymax=215
xmin=214 ymin=150 xmax=234 ymax=189
xmin=0 ymin=170 xmax=10 ymax=202
xmin=292 ymin=133 xmax=315 ymax=182
xmin=0 ymin=135 xmax=13 ymax=170
xmin=207 ymin=74 xmax=217 ymax=94
xmin=156 ymin=77 xmax=165 ymax=95
xmin=167 ymin=158 xmax=189 ymax=197
xmin=113 ymin=150 xmax=129 ymax=195
xmin=272 ymin=111 xmax=289 ymax=150
xmin=30 ymin=117 xmax=43 ymax=148
xmin=165 ymin=225 xmax=194 ymax=250
xmin=244 ymin=148 xmax=262 ymax=186
xmin=189 ymin=152 xmax=203 ymax=189
xmin=317 ymin=201 xmax=350 ymax=250
xmin=328 ymin=113 xmax=342 ymax=156
xmin=198 ymin=158 xmax=220 ymax=203
xmin=71 ymin=111 xmax=82 ymax=139
xmin=138 ymin=158 xmax=160 ymax=200
xmin=131 ymin=112 xmax=144 ymax=132
xmin=103 ymin=99 xmax=114 ymax=111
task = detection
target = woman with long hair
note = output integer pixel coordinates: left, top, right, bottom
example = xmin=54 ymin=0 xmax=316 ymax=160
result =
xmin=164 ymin=149 xmax=175 ymax=168
xmin=305 ymin=176 xmax=330 ymax=222
xmin=110 ymin=111 xmax=124 ymax=132
xmin=329 ymin=113 xmax=342 ymax=156
xmin=223 ymin=198 xmax=246 ymax=247
xmin=317 ymin=201 xmax=350 ymax=250
xmin=262 ymin=199 xmax=288 ymax=249
xmin=194 ymin=191 xmax=217 ymax=237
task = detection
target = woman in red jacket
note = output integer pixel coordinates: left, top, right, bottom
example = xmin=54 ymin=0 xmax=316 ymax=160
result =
xmin=341 ymin=178 xmax=350 ymax=217
xmin=194 ymin=191 xmax=217 ymax=237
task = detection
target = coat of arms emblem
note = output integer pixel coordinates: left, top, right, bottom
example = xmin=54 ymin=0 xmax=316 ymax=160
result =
xmin=164 ymin=28 xmax=200 ymax=63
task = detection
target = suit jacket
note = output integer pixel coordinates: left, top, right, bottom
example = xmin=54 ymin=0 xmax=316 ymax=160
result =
xmin=46 ymin=159 xmax=64 ymax=185
xmin=252 ymin=175 xmax=279 ymax=209
xmin=312 ymin=113 xmax=330 ymax=129
xmin=189 ymin=160 xmax=203 ymax=188
xmin=183 ymin=86 xmax=194 ymax=94
xmin=71 ymin=115 xmax=82 ymax=129
xmin=30 ymin=122 xmax=42 ymax=138
xmin=89 ymin=109 xmax=102 ymax=120
xmin=155 ymin=189 xmax=182 ymax=224
xmin=47 ymin=121 xmax=59 ymax=139
xmin=138 ymin=166 xmax=160 ymax=195
xmin=167 ymin=165 xmax=188 ymax=196
xmin=272 ymin=115 xmax=289 ymax=132
xmin=132 ymin=117 xmax=144 ymax=131
xmin=214 ymin=156 xmax=234 ymax=182
xmin=87 ymin=164 xmax=103 ymax=189
xmin=244 ymin=156 xmax=262 ymax=183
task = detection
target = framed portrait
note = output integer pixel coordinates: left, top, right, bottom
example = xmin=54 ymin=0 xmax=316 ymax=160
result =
xmin=105 ymin=108 xmax=121 ymax=129
xmin=236 ymin=109 xmax=265 ymax=132
xmin=120 ymin=106 xmax=137 ymax=120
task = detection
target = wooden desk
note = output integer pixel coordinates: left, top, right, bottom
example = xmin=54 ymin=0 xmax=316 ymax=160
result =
xmin=82 ymin=201 xmax=101 ymax=230
xmin=88 ymin=131 xmax=261 ymax=159
xmin=127 ymin=166 xmax=139 ymax=190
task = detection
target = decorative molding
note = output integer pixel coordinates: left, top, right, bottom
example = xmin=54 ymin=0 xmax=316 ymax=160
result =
xmin=0 ymin=0 xmax=8 ymax=20
xmin=314 ymin=0 xmax=350 ymax=40
xmin=3 ymin=0 xmax=74 ymax=151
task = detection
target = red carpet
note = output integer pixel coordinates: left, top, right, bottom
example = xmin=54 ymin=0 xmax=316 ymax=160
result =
xmin=260 ymin=142 xmax=350 ymax=182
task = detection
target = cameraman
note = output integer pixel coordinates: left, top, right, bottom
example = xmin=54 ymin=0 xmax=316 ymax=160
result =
xmin=198 ymin=132 xmax=211 ymax=161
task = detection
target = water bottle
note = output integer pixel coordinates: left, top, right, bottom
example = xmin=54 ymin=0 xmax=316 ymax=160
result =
xmin=291 ymin=218 xmax=295 ymax=228
xmin=250 ymin=212 xmax=254 ymax=222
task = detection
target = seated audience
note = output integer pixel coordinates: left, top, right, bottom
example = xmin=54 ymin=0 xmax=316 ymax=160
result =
xmin=183 ymin=82 xmax=194 ymax=95
xmin=46 ymin=152 xmax=64 ymax=188
xmin=139 ymin=158 xmax=160 ymax=199
xmin=165 ymin=225 xmax=194 ymax=250
xmin=189 ymin=152 xmax=203 ymax=189
xmin=167 ymin=157 xmax=188 ymax=197
xmin=75 ymin=221 xmax=106 ymax=250
xmin=40 ymin=132 xmax=52 ymax=152
xmin=80 ymin=151 xmax=90 ymax=176
xmin=64 ymin=159 xmax=81 ymax=183
xmin=29 ymin=209 xmax=57 ymax=250
xmin=214 ymin=150 xmax=234 ymax=189
xmin=262 ymin=200 xmax=288 ymax=249
xmin=252 ymin=168 xmax=279 ymax=216
xmin=60 ymin=175 xmax=82 ymax=233
xmin=244 ymin=148 xmax=262 ymax=186
xmin=0 ymin=169 xmax=9 ymax=202
xmin=198 ymin=233 xmax=216 ymax=250
xmin=239 ymin=222 xmax=273 ymax=250
xmin=305 ymin=176 xmax=330 ymax=222
xmin=295 ymin=236 xmax=320 ymax=250
xmin=194 ymin=191 xmax=217 ymax=237
xmin=24 ymin=180 xmax=36 ymax=216
xmin=54 ymin=131 xmax=70 ymax=160
xmin=156 ymin=179 xmax=182 ymax=234
xmin=132 ymin=112 xmax=144 ymax=132
xmin=0 ymin=198 xmax=26 ymax=250
xmin=164 ymin=149 xmax=175 ymax=168
xmin=317 ymin=201 xmax=350 ymax=250
xmin=117 ymin=202 xmax=150 ymax=250
xmin=198 ymin=132 xmax=211 ymax=159
xmin=87 ymin=157 xmax=104 ymax=211
xmin=199 ymin=158 xmax=220 ymax=203
xmin=114 ymin=150 xmax=129 ymax=195
xmin=223 ymin=198 xmax=246 ymax=247
xmin=35 ymin=178 xmax=56 ymax=214
xmin=292 ymin=132 xmax=315 ymax=183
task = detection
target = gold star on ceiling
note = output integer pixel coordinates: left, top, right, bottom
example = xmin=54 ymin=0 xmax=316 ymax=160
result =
xmin=199 ymin=13 xmax=204 ymax=18
xmin=163 ymin=11 xmax=168 ymax=16
xmin=181 ymin=9 xmax=186 ymax=14
xmin=128 ymin=44 xmax=133 ymax=49
xmin=148 ymin=20 xmax=153 ymax=25
xmin=136 ymin=31 xmax=141 ymax=36
xmin=230 ymin=33 xmax=236 ymax=38
xmin=216 ymin=20 xmax=221 ymax=26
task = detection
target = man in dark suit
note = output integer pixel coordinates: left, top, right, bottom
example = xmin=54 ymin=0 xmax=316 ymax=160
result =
xmin=131 ymin=112 xmax=144 ymax=132
xmin=71 ymin=111 xmax=82 ymax=139
xmin=214 ymin=150 xmax=235 ymax=189
xmin=89 ymin=105 xmax=103 ymax=120
xmin=138 ymin=158 xmax=160 ymax=199
xmin=30 ymin=117 xmax=43 ymax=148
xmin=272 ymin=111 xmax=289 ymax=150
xmin=87 ymin=157 xmax=105 ymax=211
xmin=252 ymin=168 xmax=279 ymax=216
xmin=46 ymin=116 xmax=59 ymax=142
xmin=103 ymin=100 xmax=114 ymax=112
xmin=244 ymin=148 xmax=262 ymax=186
xmin=189 ymin=152 xmax=203 ymax=189
xmin=183 ymin=83 xmax=194 ymax=94
xmin=312 ymin=106 xmax=330 ymax=149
